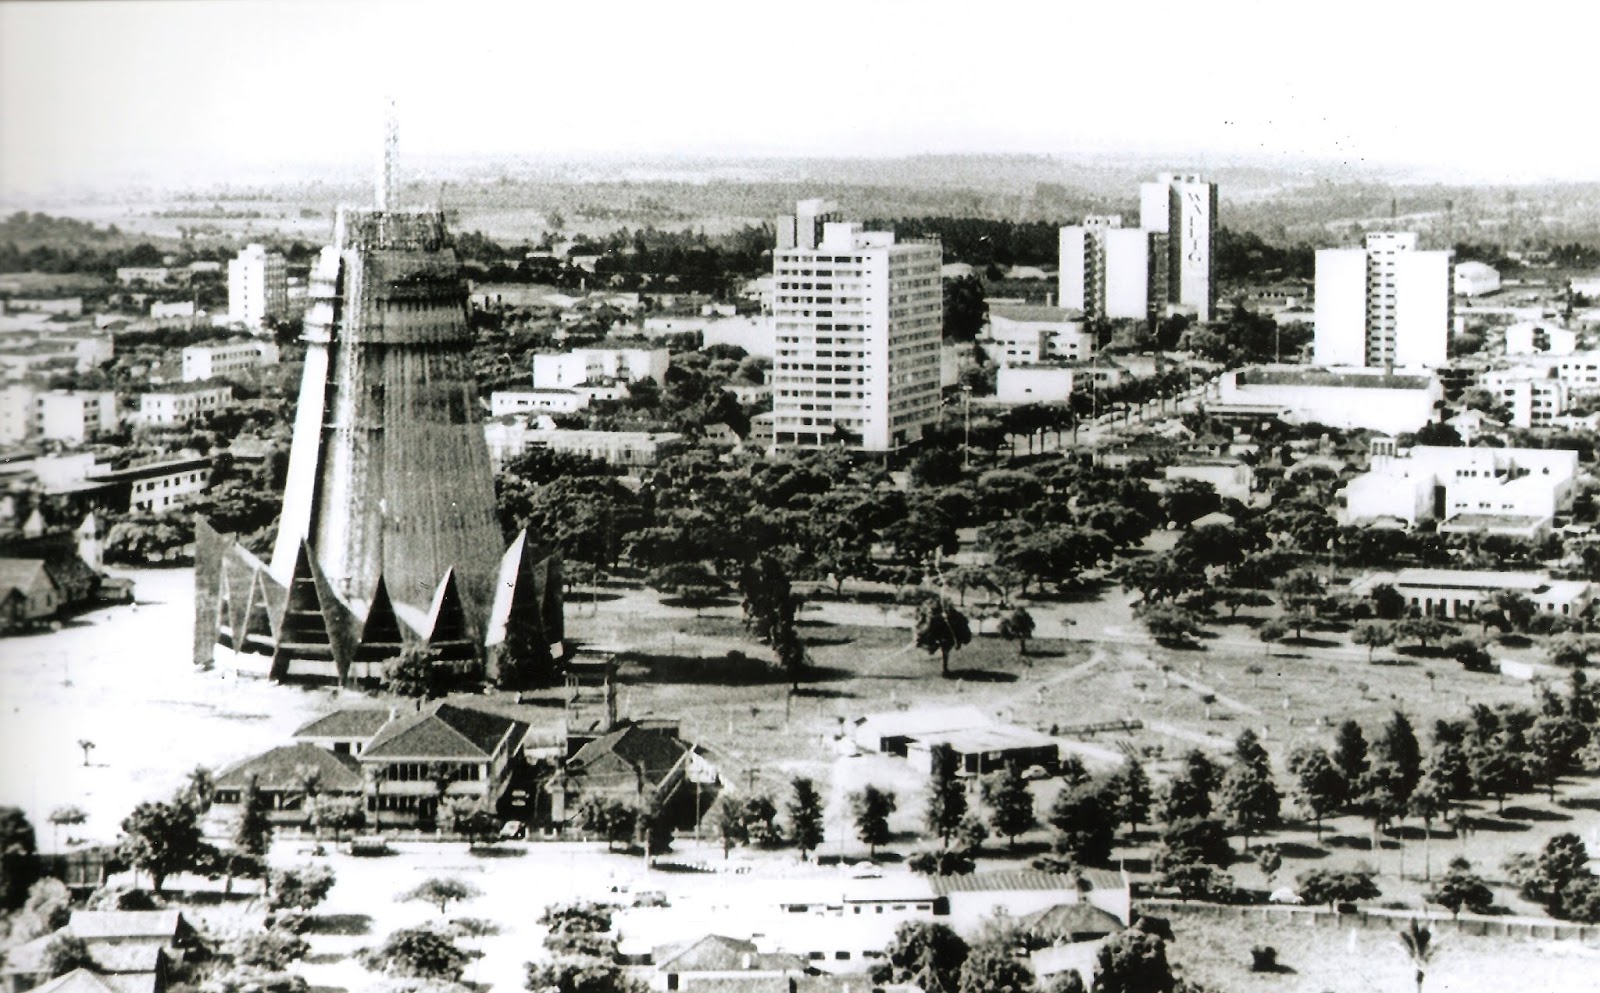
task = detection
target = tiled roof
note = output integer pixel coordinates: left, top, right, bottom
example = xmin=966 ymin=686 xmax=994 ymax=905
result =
xmin=0 ymin=557 xmax=51 ymax=594
xmin=567 ymin=722 xmax=694 ymax=788
xmin=1019 ymin=902 xmax=1125 ymax=940
xmin=653 ymin=935 xmax=807 ymax=974
xmin=930 ymin=869 xmax=1124 ymax=896
xmin=214 ymin=743 xmax=363 ymax=793
xmin=23 ymin=970 xmax=122 ymax=993
xmin=361 ymin=701 xmax=526 ymax=761
xmin=67 ymin=911 xmax=184 ymax=941
xmin=292 ymin=708 xmax=394 ymax=740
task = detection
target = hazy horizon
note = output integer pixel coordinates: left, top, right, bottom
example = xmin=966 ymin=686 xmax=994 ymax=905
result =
xmin=4 ymin=0 xmax=1599 ymax=199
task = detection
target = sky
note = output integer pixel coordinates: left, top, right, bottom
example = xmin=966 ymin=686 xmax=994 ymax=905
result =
xmin=3 ymin=0 xmax=1599 ymax=194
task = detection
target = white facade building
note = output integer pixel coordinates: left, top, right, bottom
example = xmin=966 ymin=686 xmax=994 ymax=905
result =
xmin=771 ymin=201 xmax=942 ymax=451
xmin=1352 ymin=569 xmax=1592 ymax=621
xmin=1058 ymin=216 xmax=1159 ymax=322
xmin=1343 ymin=445 xmax=1577 ymax=533
xmin=228 ymin=244 xmax=288 ymax=330
xmin=1481 ymin=367 xmax=1567 ymax=427
xmin=0 ymin=383 xmax=38 ymax=444
xmin=181 ymin=340 xmax=281 ymax=382
xmin=134 ymin=385 xmax=233 ymax=427
xmin=1454 ymin=261 xmax=1502 ymax=297
xmin=986 ymin=306 xmax=1093 ymax=366
xmin=1164 ymin=461 xmax=1254 ymax=503
xmin=489 ymin=390 xmax=589 ymax=416
xmin=1314 ymin=233 xmax=1453 ymax=369
xmin=1140 ymin=172 xmax=1216 ymax=322
xmin=35 ymin=390 xmax=118 ymax=444
xmin=995 ymin=364 xmax=1073 ymax=404
xmin=483 ymin=418 xmax=685 ymax=471
xmin=1216 ymin=366 xmax=1443 ymax=435
xmin=89 ymin=456 xmax=213 ymax=514
xmin=1505 ymin=322 xmax=1578 ymax=356
xmin=531 ymin=347 xmax=670 ymax=389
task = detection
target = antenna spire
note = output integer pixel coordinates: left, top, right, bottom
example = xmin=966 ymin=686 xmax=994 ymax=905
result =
xmin=377 ymin=97 xmax=399 ymax=211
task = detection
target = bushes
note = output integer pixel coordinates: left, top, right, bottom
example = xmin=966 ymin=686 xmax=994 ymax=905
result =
xmin=1249 ymin=945 xmax=1278 ymax=972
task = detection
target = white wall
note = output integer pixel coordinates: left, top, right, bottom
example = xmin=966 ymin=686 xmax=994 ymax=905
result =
xmin=1103 ymin=229 xmax=1150 ymax=320
xmin=1393 ymin=251 xmax=1452 ymax=368
xmin=1314 ymin=249 xmax=1369 ymax=366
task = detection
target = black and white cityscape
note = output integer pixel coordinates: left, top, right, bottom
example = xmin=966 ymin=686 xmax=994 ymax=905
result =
xmin=3 ymin=3 xmax=1600 ymax=992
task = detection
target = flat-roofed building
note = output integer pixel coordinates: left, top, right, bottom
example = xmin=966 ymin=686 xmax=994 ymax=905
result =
xmin=181 ymin=340 xmax=280 ymax=382
xmin=134 ymin=385 xmax=233 ymax=427
xmin=484 ymin=418 xmax=686 ymax=471
xmin=987 ymin=305 xmax=1093 ymax=366
xmin=87 ymin=456 xmax=212 ymax=514
xmin=1351 ymin=568 xmax=1593 ymax=620
xmin=1342 ymin=445 xmax=1577 ymax=533
xmin=772 ymin=201 xmax=942 ymax=451
xmin=1454 ymin=261 xmax=1501 ymax=297
xmin=489 ymin=390 xmax=589 ymax=416
xmin=533 ymin=347 xmax=670 ymax=389
xmin=36 ymin=390 xmax=118 ymax=444
xmin=996 ymin=364 xmax=1073 ymax=404
xmin=1218 ymin=366 xmax=1443 ymax=435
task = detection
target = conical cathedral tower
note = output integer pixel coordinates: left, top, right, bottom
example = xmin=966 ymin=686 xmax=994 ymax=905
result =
xmin=196 ymin=105 xmax=561 ymax=683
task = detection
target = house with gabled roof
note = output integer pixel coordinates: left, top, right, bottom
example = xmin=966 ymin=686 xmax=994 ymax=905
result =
xmin=1 ymin=911 xmax=191 ymax=993
xmin=650 ymin=936 xmax=810 ymax=992
xmin=549 ymin=719 xmax=723 ymax=831
xmin=358 ymin=700 xmax=529 ymax=826
xmin=0 ymin=557 xmax=60 ymax=631
xmin=210 ymin=742 xmax=364 ymax=825
xmin=291 ymin=707 xmax=394 ymax=756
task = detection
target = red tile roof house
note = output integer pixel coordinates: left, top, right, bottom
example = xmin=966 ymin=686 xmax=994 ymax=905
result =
xmin=0 ymin=911 xmax=194 ymax=993
xmin=547 ymin=720 xmax=724 ymax=832
xmin=210 ymin=742 xmax=365 ymax=827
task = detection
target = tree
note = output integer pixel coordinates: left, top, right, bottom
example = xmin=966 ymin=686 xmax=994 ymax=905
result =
xmin=1351 ymin=621 xmax=1395 ymax=662
xmin=1160 ymin=750 xmax=1219 ymax=823
xmin=1219 ymin=764 xmax=1281 ymax=852
xmin=1091 ymin=930 xmax=1175 ymax=993
xmin=1134 ymin=602 xmax=1206 ymax=646
xmin=916 ymin=598 xmax=973 ymax=677
xmin=1395 ymin=616 xmax=1455 ymax=652
xmin=982 ymin=766 xmax=1036 ymax=847
xmin=360 ymin=926 xmax=468 ymax=982
xmin=267 ymin=866 xmax=336 ymax=913
xmin=849 ymin=786 xmax=897 ymax=857
xmin=1287 ymin=746 xmax=1347 ymax=840
xmin=908 ymin=849 xmax=977 ymax=876
xmin=1505 ymin=832 xmax=1591 ymax=912
xmin=925 ymin=744 xmax=968 ymax=848
xmin=1295 ymin=868 xmax=1380 ymax=911
xmin=231 ymin=931 xmax=311 ymax=971
xmin=705 ymin=794 xmax=749 ymax=858
xmin=956 ymin=939 xmax=1034 ymax=993
xmin=1047 ymin=782 xmax=1115 ymax=866
xmin=383 ymin=646 xmax=453 ymax=699
xmin=1373 ymin=711 xmax=1424 ymax=800
xmin=77 ymin=739 xmax=95 ymax=767
xmin=117 ymin=797 xmax=205 ymax=893
xmin=525 ymin=956 xmax=647 ymax=993
xmin=1156 ymin=817 xmax=1233 ymax=870
xmin=401 ymin=877 xmax=482 ymax=915
xmin=577 ymin=797 xmax=636 ymax=852
xmin=1255 ymin=844 xmax=1284 ymax=887
xmin=1429 ymin=857 xmax=1493 ymax=917
xmin=41 ymin=934 xmax=96 ymax=979
xmin=444 ymin=797 xmax=500 ymax=847
xmin=787 ymin=777 xmax=825 ymax=860
xmin=233 ymin=775 xmax=273 ymax=858
xmin=1331 ymin=720 xmax=1370 ymax=785
xmin=306 ymin=794 xmax=366 ymax=841
xmin=997 ymin=608 xmax=1036 ymax=656
xmin=1109 ymin=758 xmax=1154 ymax=838
xmin=4 ymin=809 xmax=42 ymax=909
xmin=17 ymin=878 xmax=73 ymax=939
xmin=1470 ymin=737 xmax=1531 ymax=813
xmin=881 ymin=921 xmax=969 ymax=993
xmin=1397 ymin=919 xmax=1437 ymax=993
xmin=943 ymin=274 xmax=988 ymax=343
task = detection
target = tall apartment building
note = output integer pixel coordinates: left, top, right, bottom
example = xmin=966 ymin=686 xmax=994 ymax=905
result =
xmin=228 ymin=244 xmax=288 ymax=330
xmin=1058 ymin=216 xmax=1165 ymax=321
xmin=1140 ymin=172 xmax=1217 ymax=322
xmin=1314 ymin=232 xmax=1453 ymax=369
xmin=771 ymin=200 xmax=942 ymax=451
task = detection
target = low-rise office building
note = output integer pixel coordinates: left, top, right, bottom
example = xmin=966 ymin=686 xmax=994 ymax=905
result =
xmin=1217 ymin=366 xmax=1443 ymax=435
xmin=180 ymin=340 xmax=280 ymax=382
xmin=484 ymin=419 xmax=686 ymax=471
xmin=87 ymin=456 xmax=212 ymax=514
xmin=36 ymin=390 xmax=118 ymax=444
xmin=995 ymin=364 xmax=1073 ymax=404
xmin=134 ymin=385 xmax=233 ymax=427
xmin=1351 ymin=569 xmax=1593 ymax=620
xmin=1342 ymin=445 xmax=1577 ymax=534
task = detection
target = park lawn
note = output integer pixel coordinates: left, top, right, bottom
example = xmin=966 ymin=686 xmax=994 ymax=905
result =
xmin=1164 ymin=911 xmax=1598 ymax=993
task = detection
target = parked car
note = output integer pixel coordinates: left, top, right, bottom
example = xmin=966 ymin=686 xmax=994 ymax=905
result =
xmin=631 ymin=890 xmax=669 ymax=908
xmin=347 ymin=835 xmax=391 ymax=857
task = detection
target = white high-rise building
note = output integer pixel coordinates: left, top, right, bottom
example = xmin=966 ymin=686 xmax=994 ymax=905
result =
xmin=1140 ymin=172 xmax=1217 ymax=322
xmin=1314 ymin=232 xmax=1453 ymax=369
xmin=228 ymin=243 xmax=288 ymax=330
xmin=771 ymin=201 xmax=942 ymax=451
xmin=1058 ymin=216 xmax=1162 ymax=321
